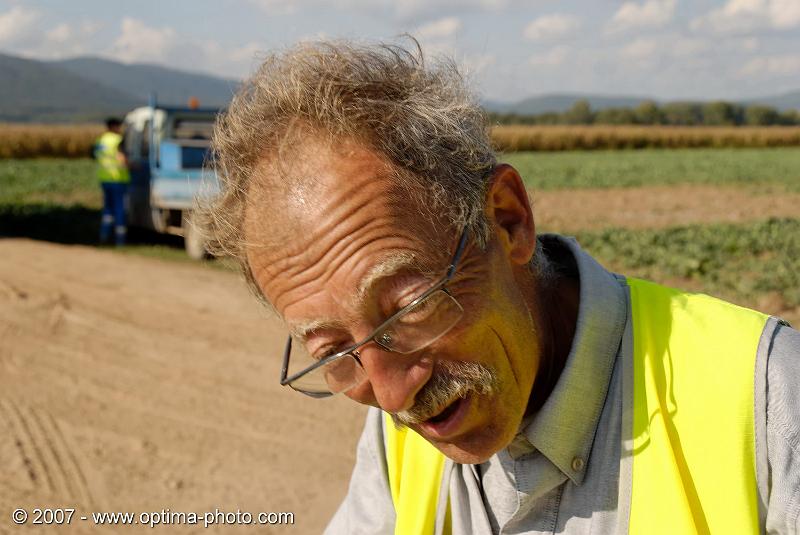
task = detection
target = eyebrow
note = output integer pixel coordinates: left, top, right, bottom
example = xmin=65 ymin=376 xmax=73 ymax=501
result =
xmin=289 ymin=252 xmax=435 ymax=341
xmin=354 ymin=251 xmax=429 ymax=306
xmin=289 ymin=318 xmax=348 ymax=342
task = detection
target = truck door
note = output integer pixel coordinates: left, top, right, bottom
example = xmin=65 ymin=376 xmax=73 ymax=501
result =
xmin=128 ymin=118 xmax=153 ymax=229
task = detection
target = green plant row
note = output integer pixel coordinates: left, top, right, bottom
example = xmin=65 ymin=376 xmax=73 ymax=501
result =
xmin=504 ymin=148 xmax=800 ymax=191
xmin=4 ymin=148 xmax=799 ymax=208
xmin=575 ymin=218 xmax=800 ymax=308
xmin=0 ymin=158 xmax=99 ymax=206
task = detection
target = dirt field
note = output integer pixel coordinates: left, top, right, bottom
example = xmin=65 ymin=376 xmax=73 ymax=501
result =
xmin=0 ymin=239 xmax=366 ymax=534
xmin=533 ymin=184 xmax=800 ymax=232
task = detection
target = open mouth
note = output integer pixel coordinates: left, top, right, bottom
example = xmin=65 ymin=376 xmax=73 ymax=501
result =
xmin=427 ymin=397 xmax=464 ymax=423
xmin=419 ymin=394 xmax=472 ymax=439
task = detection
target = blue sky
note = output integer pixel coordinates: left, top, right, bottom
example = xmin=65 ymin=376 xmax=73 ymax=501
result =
xmin=1 ymin=0 xmax=798 ymax=103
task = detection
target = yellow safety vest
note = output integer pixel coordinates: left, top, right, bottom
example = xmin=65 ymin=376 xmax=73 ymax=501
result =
xmin=384 ymin=278 xmax=768 ymax=535
xmin=94 ymin=131 xmax=130 ymax=183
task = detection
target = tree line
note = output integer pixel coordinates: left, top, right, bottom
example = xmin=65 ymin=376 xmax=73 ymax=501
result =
xmin=490 ymin=100 xmax=800 ymax=126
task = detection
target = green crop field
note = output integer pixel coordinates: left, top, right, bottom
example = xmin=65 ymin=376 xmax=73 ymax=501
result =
xmin=576 ymin=219 xmax=800 ymax=311
xmin=4 ymin=149 xmax=800 ymax=205
xmin=503 ymin=147 xmax=800 ymax=190
xmin=0 ymin=158 xmax=99 ymax=206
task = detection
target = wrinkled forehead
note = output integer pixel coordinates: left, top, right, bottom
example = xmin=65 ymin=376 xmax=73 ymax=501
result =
xmin=243 ymin=137 xmax=418 ymax=255
xmin=242 ymin=136 xmax=448 ymax=313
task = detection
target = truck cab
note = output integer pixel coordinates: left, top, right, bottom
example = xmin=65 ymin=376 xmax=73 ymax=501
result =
xmin=122 ymin=104 xmax=220 ymax=259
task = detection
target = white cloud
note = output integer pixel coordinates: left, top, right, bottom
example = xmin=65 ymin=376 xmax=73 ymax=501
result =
xmin=671 ymin=37 xmax=710 ymax=57
xmin=691 ymin=0 xmax=800 ymax=34
xmin=0 ymin=6 xmax=39 ymax=45
xmin=297 ymin=31 xmax=328 ymax=44
xmin=742 ymin=37 xmax=760 ymax=51
xmin=461 ymin=53 xmax=495 ymax=76
xmin=229 ymin=41 xmax=268 ymax=64
xmin=529 ymin=46 xmax=569 ymax=67
xmin=771 ymin=0 xmax=800 ymax=28
xmin=608 ymin=0 xmax=676 ymax=33
xmin=246 ymin=0 xmax=299 ymax=15
xmin=523 ymin=13 xmax=580 ymax=41
xmin=223 ymin=41 xmax=273 ymax=76
xmin=17 ymin=20 xmax=100 ymax=59
xmin=620 ymin=37 xmax=659 ymax=60
xmin=68 ymin=16 xmax=258 ymax=78
xmin=80 ymin=20 xmax=103 ymax=36
xmin=411 ymin=16 xmax=462 ymax=58
xmin=393 ymin=0 xmax=508 ymax=20
xmin=417 ymin=16 xmax=461 ymax=39
xmin=111 ymin=18 xmax=177 ymax=63
xmin=739 ymin=54 xmax=800 ymax=76
xmin=46 ymin=23 xmax=72 ymax=44
xmin=248 ymin=0 xmax=510 ymax=23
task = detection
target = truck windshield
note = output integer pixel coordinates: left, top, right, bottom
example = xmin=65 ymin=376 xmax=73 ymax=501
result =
xmin=181 ymin=145 xmax=213 ymax=169
xmin=173 ymin=119 xmax=215 ymax=140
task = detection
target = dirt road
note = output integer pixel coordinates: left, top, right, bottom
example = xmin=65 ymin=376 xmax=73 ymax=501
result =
xmin=0 ymin=239 xmax=366 ymax=534
xmin=533 ymin=184 xmax=800 ymax=233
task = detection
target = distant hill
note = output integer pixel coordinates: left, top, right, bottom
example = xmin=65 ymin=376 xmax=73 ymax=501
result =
xmin=484 ymin=93 xmax=651 ymax=115
xmin=0 ymin=53 xmax=138 ymax=122
xmin=2 ymin=49 xmax=798 ymax=123
xmin=744 ymin=90 xmax=800 ymax=112
xmin=0 ymin=52 xmax=238 ymax=122
xmin=486 ymin=91 xmax=800 ymax=115
xmin=52 ymin=57 xmax=239 ymax=109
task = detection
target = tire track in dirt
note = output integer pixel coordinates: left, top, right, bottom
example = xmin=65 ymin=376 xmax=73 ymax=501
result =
xmin=0 ymin=400 xmax=93 ymax=507
xmin=0 ymin=400 xmax=55 ymax=495
xmin=0 ymin=239 xmax=367 ymax=533
xmin=40 ymin=409 xmax=95 ymax=507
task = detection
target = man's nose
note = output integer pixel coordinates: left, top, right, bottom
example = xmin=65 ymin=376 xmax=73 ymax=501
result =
xmin=354 ymin=343 xmax=432 ymax=414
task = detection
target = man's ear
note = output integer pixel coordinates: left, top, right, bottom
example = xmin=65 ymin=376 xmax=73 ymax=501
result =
xmin=485 ymin=164 xmax=536 ymax=265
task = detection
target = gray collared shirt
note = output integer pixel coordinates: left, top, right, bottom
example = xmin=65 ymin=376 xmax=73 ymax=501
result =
xmin=325 ymin=235 xmax=800 ymax=535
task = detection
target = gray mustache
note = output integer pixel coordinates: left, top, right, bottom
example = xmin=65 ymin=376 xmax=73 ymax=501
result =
xmin=392 ymin=360 xmax=498 ymax=427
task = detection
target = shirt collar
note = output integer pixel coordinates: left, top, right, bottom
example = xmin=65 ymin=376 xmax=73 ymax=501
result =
xmin=509 ymin=234 xmax=628 ymax=485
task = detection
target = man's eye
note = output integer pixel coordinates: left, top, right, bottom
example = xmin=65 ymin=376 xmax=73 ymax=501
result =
xmin=310 ymin=344 xmax=344 ymax=361
xmin=399 ymin=294 xmax=441 ymax=323
xmin=390 ymin=280 xmax=433 ymax=312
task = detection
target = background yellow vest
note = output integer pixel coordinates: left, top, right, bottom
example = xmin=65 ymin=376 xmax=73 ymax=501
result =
xmin=384 ymin=278 xmax=768 ymax=535
xmin=94 ymin=131 xmax=130 ymax=183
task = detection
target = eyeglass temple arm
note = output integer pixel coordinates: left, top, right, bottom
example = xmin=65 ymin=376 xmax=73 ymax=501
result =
xmin=280 ymin=336 xmax=292 ymax=385
xmin=446 ymin=226 xmax=470 ymax=279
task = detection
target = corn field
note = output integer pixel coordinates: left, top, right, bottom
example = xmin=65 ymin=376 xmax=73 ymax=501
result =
xmin=3 ymin=123 xmax=800 ymax=158
xmin=0 ymin=123 xmax=104 ymax=158
xmin=491 ymin=125 xmax=800 ymax=151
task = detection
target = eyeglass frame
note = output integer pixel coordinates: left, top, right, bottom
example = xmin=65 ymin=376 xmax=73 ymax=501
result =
xmin=279 ymin=225 xmax=471 ymax=398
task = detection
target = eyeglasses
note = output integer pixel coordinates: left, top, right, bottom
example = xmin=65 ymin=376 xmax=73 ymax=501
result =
xmin=279 ymin=226 xmax=470 ymax=398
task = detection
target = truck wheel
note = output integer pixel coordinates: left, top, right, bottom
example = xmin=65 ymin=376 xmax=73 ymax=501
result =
xmin=183 ymin=212 xmax=210 ymax=260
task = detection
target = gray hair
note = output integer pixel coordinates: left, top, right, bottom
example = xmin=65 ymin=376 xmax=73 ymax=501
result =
xmin=196 ymin=38 xmax=550 ymax=304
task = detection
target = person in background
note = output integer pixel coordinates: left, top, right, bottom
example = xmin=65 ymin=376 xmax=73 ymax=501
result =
xmin=93 ymin=118 xmax=130 ymax=246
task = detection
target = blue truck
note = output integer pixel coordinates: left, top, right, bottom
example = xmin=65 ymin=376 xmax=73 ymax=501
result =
xmin=122 ymin=103 xmax=220 ymax=259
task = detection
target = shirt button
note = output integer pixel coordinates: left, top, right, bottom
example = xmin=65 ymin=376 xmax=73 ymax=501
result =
xmin=571 ymin=457 xmax=584 ymax=471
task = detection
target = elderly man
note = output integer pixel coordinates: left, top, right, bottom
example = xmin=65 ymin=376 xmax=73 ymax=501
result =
xmin=200 ymin=41 xmax=800 ymax=534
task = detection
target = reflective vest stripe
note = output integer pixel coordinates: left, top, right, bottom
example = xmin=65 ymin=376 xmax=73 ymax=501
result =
xmin=628 ymin=278 xmax=765 ymax=534
xmin=95 ymin=132 xmax=129 ymax=183
xmin=383 ymin=278 xmax=768 ymax=534
xmin=384 ymin=414 xmax=447 ymax=535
